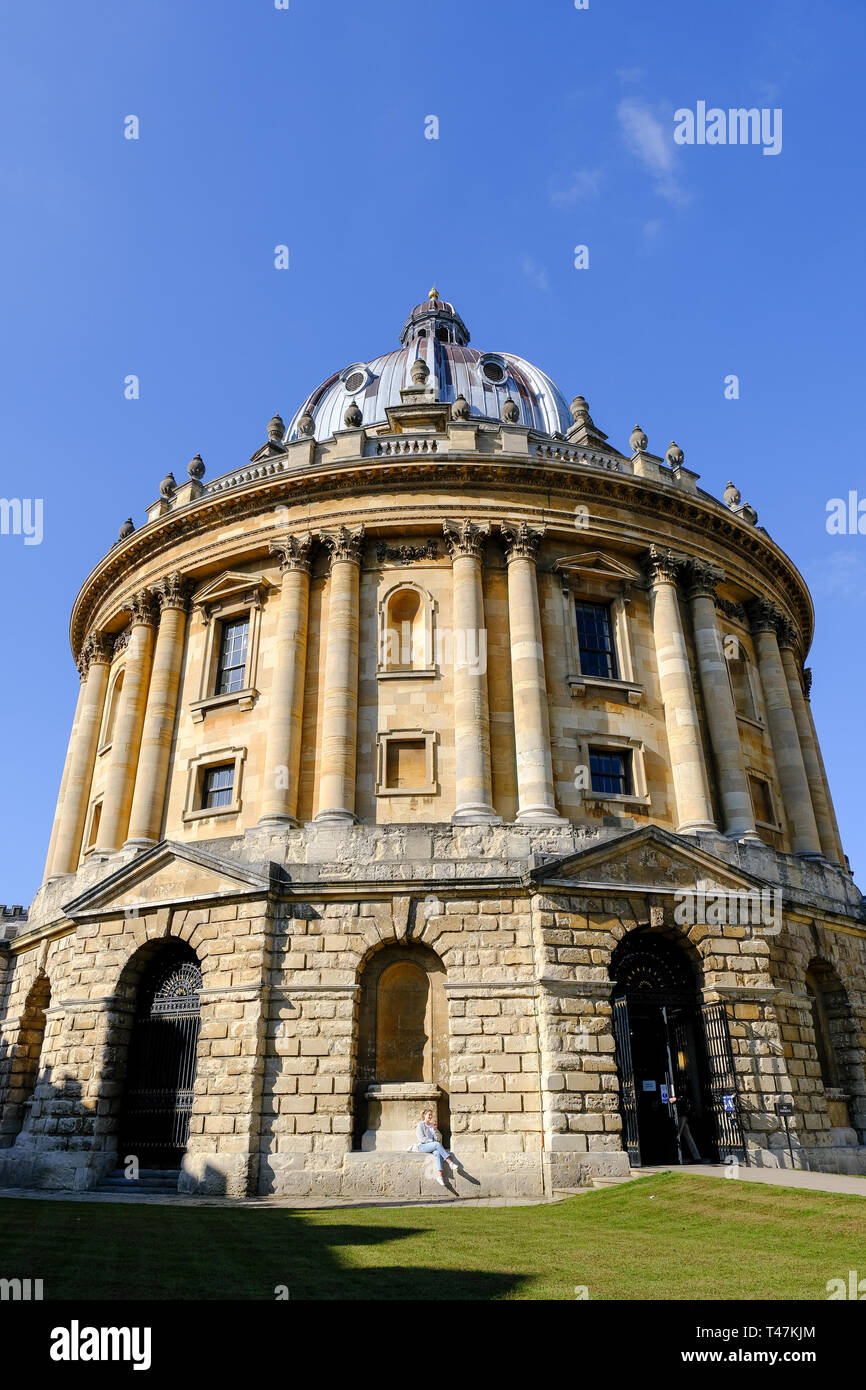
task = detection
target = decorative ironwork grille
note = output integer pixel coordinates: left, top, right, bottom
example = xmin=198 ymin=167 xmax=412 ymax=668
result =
xmin=118 ymin=954 xmax=202 ymax=1167
xmin=613 ymin=996 xmax=641 ymax=1166
xmin=700 ymin=1001 xmax=746 ymax=1162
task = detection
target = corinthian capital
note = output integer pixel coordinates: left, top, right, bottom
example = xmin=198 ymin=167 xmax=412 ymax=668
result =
xmin=127 ymin=589 xmax=158 ymax=627
xmin=644 ymin=545 xmax=684 ymax=587
xmin=500 ymin=520 xmax=544 ymax=563
xmin=684 ymin=558 xmax=724 ymax=601
xmin=316 ymin=525 xmax=365 ymax=567
xmin=442 ymin=518 xmax=490 ymax=559
xmin=76 ymin=628 xmax=112 ymax=677
xmin=270 ymin=532 xmax=313 ymax=573
xmin=745 ymin=596 xmax=784 ymax=636
xmin=775 ymin=617 xmax=800 ymax=652
xmin=152 ymin=571 xmax=191 ymax=613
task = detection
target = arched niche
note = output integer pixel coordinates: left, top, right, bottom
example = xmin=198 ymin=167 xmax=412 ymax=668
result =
xmin=1 ymin=973 xmax=51 ymax=1147
xmin=377 ymin=581 xmax=435 ymax=676
xmin=355 ymin=942 xmax=449 ymax=1150
xmin=805 ymin=958 xmax=862 ymax=1138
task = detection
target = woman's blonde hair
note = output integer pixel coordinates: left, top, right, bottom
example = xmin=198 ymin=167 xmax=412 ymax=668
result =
xmin=421 ymin=1107 xmax=435 ymax=1120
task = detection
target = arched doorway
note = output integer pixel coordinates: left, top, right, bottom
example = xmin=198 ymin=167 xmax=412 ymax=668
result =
xmin=355 ymin=943 xmax=448 ymax=1149
xmin=117 ymin=943 xmax=202 ymax=1170
xmin=610 ymin=930 xmax=744 ymax=1167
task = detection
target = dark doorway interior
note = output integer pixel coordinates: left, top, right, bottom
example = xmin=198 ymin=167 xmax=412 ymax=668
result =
xmin=117 ymin=943 xmax=202 ymax=1170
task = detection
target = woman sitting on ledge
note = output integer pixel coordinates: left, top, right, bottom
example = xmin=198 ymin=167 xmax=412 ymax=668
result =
xmin=415 ymin=1108 xmax=459 ymax=1187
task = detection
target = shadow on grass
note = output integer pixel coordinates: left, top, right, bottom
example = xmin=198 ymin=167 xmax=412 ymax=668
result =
xmin=0 ymin=1199 xmax=523 ymax=1300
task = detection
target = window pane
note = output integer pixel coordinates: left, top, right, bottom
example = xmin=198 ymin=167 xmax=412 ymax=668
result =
xmin=202 ymin=764 xmax=235 ymax=809
xmin=589 ymin=748 xmax=630 ymax=796
xmin=576 ymin=602 xmax=616 ymax=679
xmin=216 ymin=618 xmax=249 ymax=695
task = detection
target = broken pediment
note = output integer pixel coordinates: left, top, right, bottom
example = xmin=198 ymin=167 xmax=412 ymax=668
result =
xmin=62 ymin=842 xmax=278 ymax=920
xmin=530 ymin=825 xmax=767 ymax=896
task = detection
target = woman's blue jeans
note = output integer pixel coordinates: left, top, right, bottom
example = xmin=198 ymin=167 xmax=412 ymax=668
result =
xmin=418 ymin=1141 xmax=450 ymax=1171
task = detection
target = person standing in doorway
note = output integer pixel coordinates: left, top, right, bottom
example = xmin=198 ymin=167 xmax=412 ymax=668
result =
xmin=416 ymin=1108 xmax=458 ymax=1187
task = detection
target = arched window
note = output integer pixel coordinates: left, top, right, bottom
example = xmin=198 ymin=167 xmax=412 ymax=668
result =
xmin=101 ymin=669 xmax=125 ymax=748
xmin=728 ymin=648 xmax=758 ymax=721
xmin=378 ymin=583 xmax=434 ymax=674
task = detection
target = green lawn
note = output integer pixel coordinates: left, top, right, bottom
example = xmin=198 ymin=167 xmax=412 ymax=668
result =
xmin=2 ymin=1173 xmax=864 ymax=1300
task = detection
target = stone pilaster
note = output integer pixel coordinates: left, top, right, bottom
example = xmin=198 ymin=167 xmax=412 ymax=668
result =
xmin=645 ymin=547 xmax=716 ymax=833
xmin=500 ymin=522 xmax=563 ymax=824
xmin=125 ymin=574 xmax=191 ymax=847
xmin=96 ymin=591 xmax=157 ymax=853
xmin=45 ymin=631 xmax=111 ymax=879
xmin=314 ymin=527 xmax=364 ymax=824
xmin=747 ymin=600 xmax=822 ymax=857
xmin=258 ymin=534 xmax=313 ymax=826
xmin=776 ymin=629 xmax=842 ymax=864
xmin=443 ymin=519 xmax=498 ymax=823
xmin=685 ymin=561 xmax=758 ymax=839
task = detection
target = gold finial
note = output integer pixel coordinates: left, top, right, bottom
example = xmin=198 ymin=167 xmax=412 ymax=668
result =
xmin=428 ymin=285 xmax=438 ymax=301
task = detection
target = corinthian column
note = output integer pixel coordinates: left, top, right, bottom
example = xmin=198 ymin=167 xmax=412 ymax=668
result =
xmin=501 ymin=521 xmax=563 ymax=824
xmin=443 ymin=519 xmax=498 ymax=823
xmin=45 ymin=631 xmax=111 ymax=879
xmin=96 ymin=591 xmax=157 ymax=852
xmin=258 ymin=534 xmax=313 ymax=826
xmin=685 ymin=561 xmax=758 ymax=839
xmin=645 ymin=547 xmax=716 ymax=833
xmin=802 ymin=669 xmax=847 ymax=868
xmin=747 ymin=600 xmax=822 ymax=857
xmin=124 ymin=573 xmax=191 ymax=847
xmin=777 ymin=627 xmax=841 ymax=864
xmin=314 ymin=527 xmax=364 ymax=824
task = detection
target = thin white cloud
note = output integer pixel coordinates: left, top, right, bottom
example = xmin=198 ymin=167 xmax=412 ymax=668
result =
xmin=550 ymin=168 xmax=603 ymax=206
xmin=616 ymin=66 xmax=645 ymax=84
xmin=521 ymin=257 xmax=550 ymax=292
xmin=617 ymin=98 xmax=691 ymax=206
xmin=811 ymin=551 xmax=866 ymax=600
xmin=643 ymin=218 xmax=663 ymax=241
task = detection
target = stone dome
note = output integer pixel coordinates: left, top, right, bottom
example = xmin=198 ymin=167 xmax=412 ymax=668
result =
xmin=286 ymin=289 xmax=573 ymax=441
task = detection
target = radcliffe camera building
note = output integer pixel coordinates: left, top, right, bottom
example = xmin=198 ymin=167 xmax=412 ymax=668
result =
xmin=1 ymin=290 xmax=864 ymax=1199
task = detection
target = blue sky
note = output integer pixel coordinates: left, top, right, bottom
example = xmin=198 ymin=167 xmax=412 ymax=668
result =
xmin=0 ymin=0 xmax=864 ymax=901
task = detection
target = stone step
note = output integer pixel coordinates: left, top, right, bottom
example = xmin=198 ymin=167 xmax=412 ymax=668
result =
xmin=95 ymin=1169 xmax=180 ymax=1193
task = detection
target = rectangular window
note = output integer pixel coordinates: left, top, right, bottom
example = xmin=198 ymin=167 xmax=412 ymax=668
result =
xmin=589 ymin=748 xmax=631 ymax=796
xmin=215 ymin=617 xmax=249 ymax=695
xmin=576 ymin=602 xmax=616 ymax=679
xmin=749 ymin=774 xmax=775 ymax=826
xmin=385 ymin=738 xmax=427 ymax=790
xmin=201 ymin=764 xmax=235 ymax=810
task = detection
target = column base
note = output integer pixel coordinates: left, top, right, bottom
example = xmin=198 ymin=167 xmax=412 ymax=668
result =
xmin=795 ymin=850 xmax=825 ymax=860
xmin=313 ymin=809 xmax=358 ymax=825
xmin=122 ymin=837 xmax=158 ymax=851
xmin=725 ymin=829 xmax=764 ymax=843
xmin=515 ymin=807 xmax=570 ymax=826
xmin=256 ymin=813 xmax=300 ymax=829
xmin=451 ymin=804 xmax=502 ymax=825
xmin=676 ymin=820 xmax=718 ymax=835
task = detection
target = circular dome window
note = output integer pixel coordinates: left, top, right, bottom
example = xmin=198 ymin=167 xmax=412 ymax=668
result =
xmin=482 ymin=360 xmax=506 ymax=384
xmin=344 ymin=370 xmax=367 ymax=394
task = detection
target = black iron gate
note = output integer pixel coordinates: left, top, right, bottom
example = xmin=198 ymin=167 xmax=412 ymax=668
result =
xmin=613 ymin=996 xmax=641 ymax=1167
xmin=700 ymin=1001 xmax=746 ymax=1163
xmin=118 ymin=953 xmax=202 ymax=1168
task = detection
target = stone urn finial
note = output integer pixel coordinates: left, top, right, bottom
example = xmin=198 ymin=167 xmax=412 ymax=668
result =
xmin=666 ymin=440 xmax=684 ymax=468
xmin=502 ymin=396 xmax=520 ymax=425
xmin=297 ymin=412 xmax=315 ymax=437
xmin=723 ymin=480 xmax=741 ymax=508
xmin=344 ymin=400 xmax=363 ymax=429
xmin=267 ymin=414 xmax=285 ymax=442
xmin=410 ymin=356 xmax=430 ymax=386
xmin=188 ymin=453 xmax=205 ymax=481
xmin=452 ymin=394 xmax=470 ymax=420
xmin=159 ymin=472 xmax=177 ymax=499
xmin=118 ymin=517 xmax=134 ymax=541
xmin=629 ymin=424 xmax=648 ymax=454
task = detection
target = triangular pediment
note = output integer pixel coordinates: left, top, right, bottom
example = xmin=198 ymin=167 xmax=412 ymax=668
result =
xmin=63 ymin=841 xmax=279 ymax=920
xmin=530 ymin=825 xmax=767 ymax=895
xmin=192 ymin=571 xmax=272 ymax=616
xmin=554 ymin=551 xmax=642 ymax=583
xmin=249 ymin=439 xmax=288 ymax=464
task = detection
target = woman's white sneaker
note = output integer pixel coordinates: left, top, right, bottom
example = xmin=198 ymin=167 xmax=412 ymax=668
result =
xmin=435 ymin=1172 xmax=446 ymax=1186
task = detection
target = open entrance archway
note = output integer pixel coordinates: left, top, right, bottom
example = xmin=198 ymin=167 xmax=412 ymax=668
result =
xmin=117 ymin=942 xmax=202 ymax=1170
xmin=610 ymin=930 xmax=745 ymax=1167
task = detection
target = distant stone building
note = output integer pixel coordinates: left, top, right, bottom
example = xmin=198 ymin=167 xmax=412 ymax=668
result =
xmin=1 ymin=290 xmax=864 ymax=1199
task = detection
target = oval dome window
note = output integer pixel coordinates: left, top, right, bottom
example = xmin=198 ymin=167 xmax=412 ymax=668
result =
xmin=344 ymin=370 xmax=367 ymax=394
xmin=482 ymin=361 xmax=506 ymax=384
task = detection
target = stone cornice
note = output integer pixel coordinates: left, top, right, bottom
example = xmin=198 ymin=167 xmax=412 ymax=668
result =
xmin=68 ymin=453 xmax=814 ymax=658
